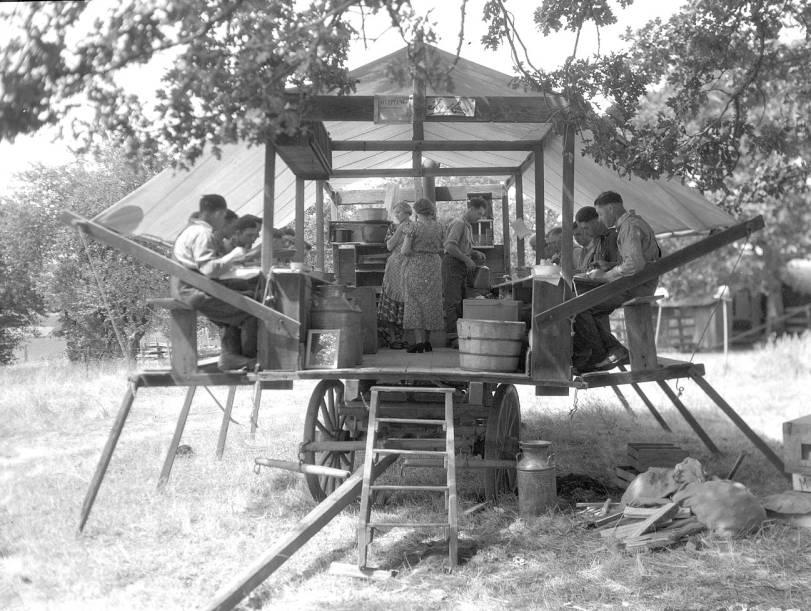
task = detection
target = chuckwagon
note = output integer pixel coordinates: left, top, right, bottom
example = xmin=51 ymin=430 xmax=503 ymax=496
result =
xmin=64 ymin=44 xmax=784 ymax=610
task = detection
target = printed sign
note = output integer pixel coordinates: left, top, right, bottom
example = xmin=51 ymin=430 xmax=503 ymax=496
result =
xmin=374 ymin=95 xmax=413 ymax=123
xmin=426 ymin=96 xmax=476 ymax=117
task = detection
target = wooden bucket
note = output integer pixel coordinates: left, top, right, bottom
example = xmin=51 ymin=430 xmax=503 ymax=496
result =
xmin=457 ymin=319 xmax=526 ymax=372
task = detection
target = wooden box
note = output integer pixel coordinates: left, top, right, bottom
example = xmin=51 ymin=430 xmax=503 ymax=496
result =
xmin=274 ymin=121 xmax=332 ymax=179
xmin=783 ymin=414 xmax=811 ymax=475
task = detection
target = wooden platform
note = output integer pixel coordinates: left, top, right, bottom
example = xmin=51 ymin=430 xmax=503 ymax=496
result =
xmin=121 ymin=349 xmax=708 ymax=391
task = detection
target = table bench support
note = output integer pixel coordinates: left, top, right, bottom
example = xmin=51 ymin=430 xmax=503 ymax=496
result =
xmin=78 ymin=383 xmax=137 ymax=533
xmin=157 ymin=385 xmax=197 ymax=490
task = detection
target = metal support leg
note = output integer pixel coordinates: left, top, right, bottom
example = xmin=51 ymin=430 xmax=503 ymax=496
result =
xmin=157 ymin=385 xmax=197 ymax=490
xmin=78 ymin=383 xmax=137 ymax=533
xmin=656 ymin=380 xmax=720 ymax=455
xmin=250 ymin=380 xmax=262 ymax=439
xmin=690 ymin=374 xmax=787 ymax=478
xmin=216 ymin=386 xmax=237 ymax=459
xmin=610 ymin=385 xmax=635 ymax=418
xmin=618 ymin=364 xmax=671 ymax=431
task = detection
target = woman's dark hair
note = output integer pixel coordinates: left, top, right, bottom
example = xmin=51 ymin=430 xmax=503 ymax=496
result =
xmin=199 ymin=194 xmax=227 ymax=212
xmin=413 ymin=198 xmax=436 ymax=217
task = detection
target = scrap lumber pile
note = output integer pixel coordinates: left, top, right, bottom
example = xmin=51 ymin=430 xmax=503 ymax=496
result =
xmin=577 ymin=500 xmax=705 ymax=551
xmin=628 ymin=443 xmax=689 ymax=470
xmin=615 ymin=442 xmax=689 ymax=486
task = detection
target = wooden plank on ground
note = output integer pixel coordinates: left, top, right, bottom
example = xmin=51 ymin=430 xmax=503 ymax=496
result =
xmin=203 ymin=455 xmax=398 ymax=611
xmin=624 ymin=502 xmax=679 ymax=538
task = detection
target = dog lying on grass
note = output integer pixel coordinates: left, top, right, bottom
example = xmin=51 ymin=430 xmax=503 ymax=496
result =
xmin=621 ymin=457 xmax=706 ymax=506
xmin=621 ymin=457 xmax=765 ymax=537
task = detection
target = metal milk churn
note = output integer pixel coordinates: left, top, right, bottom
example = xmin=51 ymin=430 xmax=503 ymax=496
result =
xmin=310 ymin=284 xmax=362 ymax=367
xmin=516 ymin=440 xmax=557 ymax=516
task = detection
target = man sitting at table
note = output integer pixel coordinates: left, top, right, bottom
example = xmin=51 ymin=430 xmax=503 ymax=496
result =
xmin=171 ymin=194 xmax=258 ymax=371
xmin=571 ymin=191 xmax=661 ymax=373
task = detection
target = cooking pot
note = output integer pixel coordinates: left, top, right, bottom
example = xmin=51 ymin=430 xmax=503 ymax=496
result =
xmin=361 ymin=223 xmax=388 ymax=243
xmin=334 ymin=228 xmax=354 ymax=243
xmin=358 ymin=207 xmax=388 ymax=222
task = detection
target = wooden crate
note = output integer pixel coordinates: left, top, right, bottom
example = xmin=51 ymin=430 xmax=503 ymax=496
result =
xmin=791 ymin=472 xmax=811 ymax=493
xmin=783 ymin=414 xmax=811 ymax=475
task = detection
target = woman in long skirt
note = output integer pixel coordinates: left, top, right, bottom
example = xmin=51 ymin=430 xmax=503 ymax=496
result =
xmin=401 ymin=198 xmax=444 ymax=353
xmin=376 ymin=201 xmax=413 ymax=348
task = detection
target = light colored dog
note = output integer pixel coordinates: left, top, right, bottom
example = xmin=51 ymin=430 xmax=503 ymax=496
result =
xmin=621 ymin=457 xmax=706 ymax=506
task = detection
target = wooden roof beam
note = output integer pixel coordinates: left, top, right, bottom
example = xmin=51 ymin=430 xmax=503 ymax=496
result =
xmin=505 ymin=150 xmax=537 ymax=189
xmin=332 ymin=140 xmax=541 ymax=151
xmin=331 ymin=166 xmax=518 ymax=179
xmin=329 ymin=184 xmax=507 ymax=205
xmin=289 ymin=95 xmax=562 ymax=123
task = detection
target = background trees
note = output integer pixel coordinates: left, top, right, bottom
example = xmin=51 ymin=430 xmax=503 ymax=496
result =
xmin=0 ymin=150 xmax=165 ymax=362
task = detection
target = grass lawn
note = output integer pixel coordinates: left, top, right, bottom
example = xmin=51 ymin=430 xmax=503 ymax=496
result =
xmin=2 ymin=337 xmax=811 ymax=610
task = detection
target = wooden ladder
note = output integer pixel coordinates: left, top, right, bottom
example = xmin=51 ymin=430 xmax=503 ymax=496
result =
xmin=357 ymin=385 xmax=458 ymax=569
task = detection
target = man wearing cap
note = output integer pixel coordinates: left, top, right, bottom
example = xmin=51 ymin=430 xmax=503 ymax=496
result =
xmin=573 ymin=191 xmax=661 ymax=372
xmin=442 ymin=197 xmax=487 ymax=348
xmin=171 ymin=194 xmax=258 ymax=371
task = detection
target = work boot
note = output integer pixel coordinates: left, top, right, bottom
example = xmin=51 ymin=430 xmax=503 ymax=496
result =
xmin=217 ymin=353 xmax=256 ymax=372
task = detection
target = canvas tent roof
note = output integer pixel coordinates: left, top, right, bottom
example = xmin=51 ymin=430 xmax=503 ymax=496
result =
xmin=95 ymin=45 xmax=733 ymax=243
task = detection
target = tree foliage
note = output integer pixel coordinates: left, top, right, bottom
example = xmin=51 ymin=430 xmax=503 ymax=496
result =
xmin=0 ymin=149 xmax=166 ymax=363
xmin=1 ymin=0 xmax=416 ymax=167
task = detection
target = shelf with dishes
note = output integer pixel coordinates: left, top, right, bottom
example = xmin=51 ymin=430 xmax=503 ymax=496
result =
xmin=330 ymin=220 xmax=392 ymax=245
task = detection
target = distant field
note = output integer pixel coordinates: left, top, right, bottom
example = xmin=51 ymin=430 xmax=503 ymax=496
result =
xmin=1 ymin=336 xmax=810 ymax=610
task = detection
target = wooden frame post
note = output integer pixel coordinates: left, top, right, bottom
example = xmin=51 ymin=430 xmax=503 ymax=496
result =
xmin=78 ymin=383 xmax=137 ymax=532
xmin=690 ymin=374 xmax=787 ymax=477
xmin=315 ymin=180 xmax=325 ymax=271
xmin=656 ymin=380 xmax=720 ymax=455
xmin=412 ymin=33 xmax=426 ymax=198
xmin=560 ymin=124 xmax=575 ymax=281
xmin=262 ymin=143 xmax=276 ymax=273
xmin=216 ymin=386 xmax=238 ymax=459
xmin=533 ymin=143 xmax=544 ymax=265
xmin=501 ymin=185 xmax=511 ymax=275
xmin=295 ymin=177 xmax=305 ymax=262
xmin=515 ymin=172 xmax=525 ymax=267
xmin=157 ymin=385 xmax=197 ymax=489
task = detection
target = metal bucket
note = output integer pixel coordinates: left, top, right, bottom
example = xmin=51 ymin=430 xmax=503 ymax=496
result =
xmin=456 ymin=319 xmax=526 ymax=372
xmin=310 ymin=285 xmax=362 ymax=367
xmin=516 ymin=440 xmax=556 ymax=516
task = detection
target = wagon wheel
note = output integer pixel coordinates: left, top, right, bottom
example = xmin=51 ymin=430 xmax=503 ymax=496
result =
xmin=483 ymin=384 xmax=520 ymax=500
xmin=302 ymin=380 xmax=357 ymax=502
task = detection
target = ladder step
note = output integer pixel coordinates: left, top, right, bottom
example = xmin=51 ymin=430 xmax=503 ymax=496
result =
xmin=373 ymin=449 xmax=447 ymax=457
xmin=370 ymin=484 xmax=448 ymax=492
xmin=368 ymin=522 xmax=450 ymax=529
xmin=376 ymin=417 xmax=446 ymax=425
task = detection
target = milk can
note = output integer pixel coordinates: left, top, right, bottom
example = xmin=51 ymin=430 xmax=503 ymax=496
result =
xmin=516 ymin=440 xmax=557 ymax=516
xmin=310 ymin=285 xmax=362 ymax=367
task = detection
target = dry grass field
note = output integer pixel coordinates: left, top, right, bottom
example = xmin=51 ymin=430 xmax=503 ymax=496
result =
xmin=2 ymin=336 xmax=811 ymax=610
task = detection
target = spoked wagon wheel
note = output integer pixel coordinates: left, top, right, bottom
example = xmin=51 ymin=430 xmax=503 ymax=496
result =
xmin=302 ymin=380 xmax=358 ymax=502
xmin=483 ymin=383 xmax=520 ymax=500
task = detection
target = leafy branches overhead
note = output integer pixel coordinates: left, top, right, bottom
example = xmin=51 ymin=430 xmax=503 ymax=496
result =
xmin=481 ymin=0 xmax=810 ymax=192
xmin=0 ymin=0 xmax=413 ymax=167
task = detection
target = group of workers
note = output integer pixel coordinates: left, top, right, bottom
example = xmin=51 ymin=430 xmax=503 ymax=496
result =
xmin=377 ymin=196 xmax=489 ymax=353
xmin=171 ymin=194 xmax=307 ymax=371
xmin=171 ymin=190 xmax=660 ymax=374
xmin=562 ymin=191 xmax=662 ymax=374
